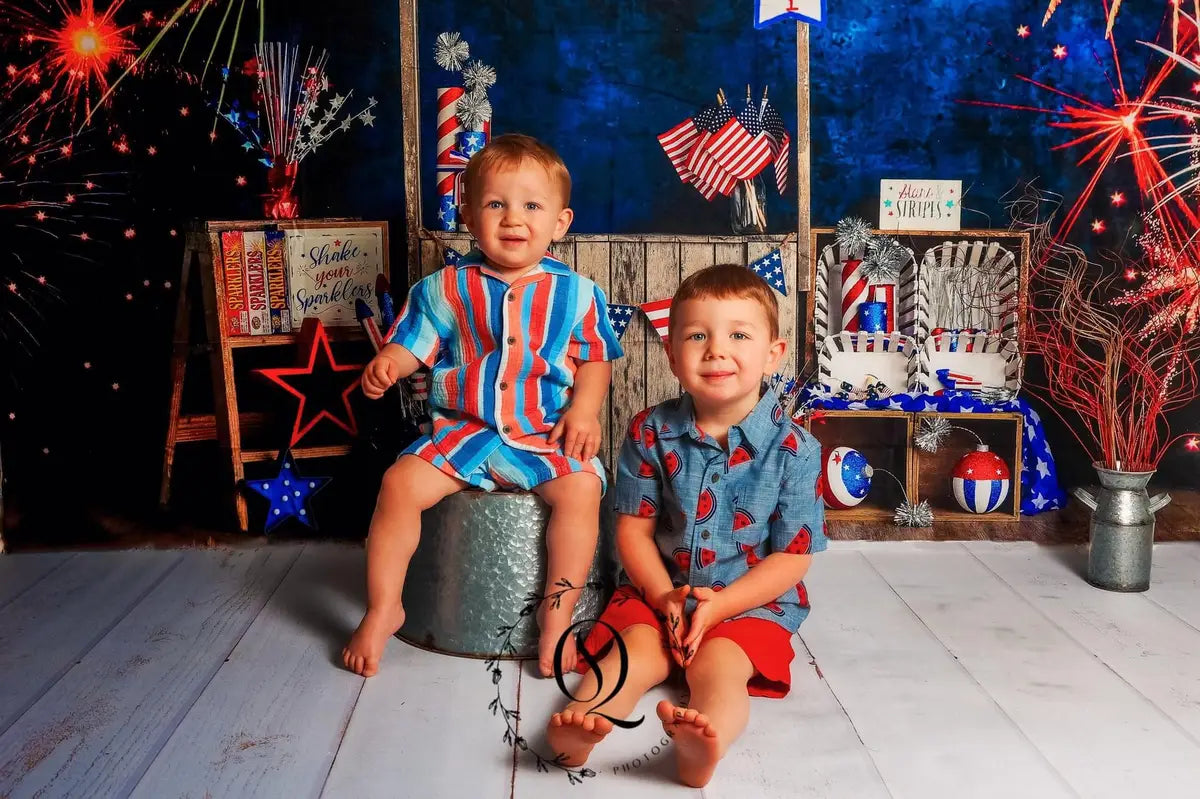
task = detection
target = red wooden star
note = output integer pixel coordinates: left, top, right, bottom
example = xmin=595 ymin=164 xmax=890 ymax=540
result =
xmin=256 ymin=318 xmax=364 ymax=446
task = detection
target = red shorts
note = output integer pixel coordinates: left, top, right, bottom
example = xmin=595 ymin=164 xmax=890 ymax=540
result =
xmin=574 ymin=585 xmax=796 ymax=698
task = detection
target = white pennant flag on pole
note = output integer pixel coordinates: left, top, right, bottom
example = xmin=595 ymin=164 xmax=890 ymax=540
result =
xmin=755 ymin=0 xmax=825 ymax=28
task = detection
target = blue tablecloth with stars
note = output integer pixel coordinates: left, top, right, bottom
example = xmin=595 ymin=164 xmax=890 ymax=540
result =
xmin=798 ymin=390 xmax=1067 ymax=515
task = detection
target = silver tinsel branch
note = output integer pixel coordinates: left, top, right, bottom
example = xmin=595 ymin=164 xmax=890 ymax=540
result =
xmin=434 ymin=32 xmax=470 ymax=71
xmin=462 ymin=60 xmax=497 ymax=91
xmin=861 ymin=236 xmax=906 ymax=283
xmin=915 ymin=416 xmax=953 ymax=453
xmin=835 ymin=215 xmax=874 ymax=252
xmin=456 ymin=88 xmax=492 ymax=131
xmin=895 ymin=500 xmax=934 ymax=527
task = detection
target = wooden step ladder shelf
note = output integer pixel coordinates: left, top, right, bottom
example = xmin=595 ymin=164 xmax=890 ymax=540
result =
xmin=160 ymin=219 xmax=386 ymax=532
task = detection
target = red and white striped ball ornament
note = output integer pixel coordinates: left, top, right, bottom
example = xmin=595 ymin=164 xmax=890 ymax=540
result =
xmin=951 ymin=444 xmax=1010 ymax=514
xmin=821 ymin=446 xmax=873 ymax=509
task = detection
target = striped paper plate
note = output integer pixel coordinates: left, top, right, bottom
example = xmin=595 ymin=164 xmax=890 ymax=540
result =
xmin=914 ymin=331 xmax=1020 ymax=394
xmin=818 ymin=331 xmax=918 ymax=395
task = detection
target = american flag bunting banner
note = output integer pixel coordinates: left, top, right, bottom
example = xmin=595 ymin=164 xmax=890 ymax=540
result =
xmin=442 ymin=247 xmax=462 ymax=267
xmin=607 ymin=303 xmax=638 ymax=340
xmin=639 ymin=297 xmax=673 ymax=341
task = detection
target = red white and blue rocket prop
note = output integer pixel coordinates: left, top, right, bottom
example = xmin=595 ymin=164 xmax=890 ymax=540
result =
xmin=951 ymin=444 xmax=1010 ymax=514
xmin=821 ymin=446 xmax=873 ymax=509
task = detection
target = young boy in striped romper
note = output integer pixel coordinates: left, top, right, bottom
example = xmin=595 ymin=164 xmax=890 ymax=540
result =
xmin=343 ymin=134 xmax=624 ymax=679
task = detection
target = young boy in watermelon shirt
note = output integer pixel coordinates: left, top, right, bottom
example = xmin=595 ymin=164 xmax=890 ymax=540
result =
xmin=546 ymin=263 xmax=827 ymax=787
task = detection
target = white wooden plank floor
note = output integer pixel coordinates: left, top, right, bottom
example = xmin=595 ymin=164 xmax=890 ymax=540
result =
xmin=1 ymin=541 xmax=1199 ymax=798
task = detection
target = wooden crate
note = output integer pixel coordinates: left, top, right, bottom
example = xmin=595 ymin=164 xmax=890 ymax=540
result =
xmin=912 ymin=411 xmax=1023 ymax=522
xmin=804 ymin=409 xmax=913 ymax=522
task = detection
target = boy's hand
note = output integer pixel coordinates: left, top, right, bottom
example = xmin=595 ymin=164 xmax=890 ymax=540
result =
xmin=655 ymin=585 xmax=691 ymax=667
xmin=680 ymin=586 xmax=725 ymax=667
xmin=362 ymin=353 xmax=402 ymax=399
xmin=547 ymin=406 xmax=601 ymax=461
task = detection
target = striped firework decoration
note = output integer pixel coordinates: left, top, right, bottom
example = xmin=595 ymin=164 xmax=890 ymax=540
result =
xmin=816 ymin=242 xmax=917 ymax=340
xmin=915 ymin=333 xmax=1020 ymax=394
xmin=817 ymin=332 xmax=918 ymax=394
xmin=916 ymin=241 xmax=1019 ymax=346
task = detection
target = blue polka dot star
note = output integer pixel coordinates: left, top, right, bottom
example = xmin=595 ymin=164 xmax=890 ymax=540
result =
xmin=245 ymin=450 xmax=332 ymax=533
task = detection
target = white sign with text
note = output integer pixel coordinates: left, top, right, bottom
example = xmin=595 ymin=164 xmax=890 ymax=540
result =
xmin=286 ymin=226 xmax=385 ymax=327
xmin=879 ymin=179 xmax=962 ymax=231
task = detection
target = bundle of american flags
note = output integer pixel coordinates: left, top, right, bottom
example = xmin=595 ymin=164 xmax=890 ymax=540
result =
xmin=657 ymin=86 xmax=791 ymax=203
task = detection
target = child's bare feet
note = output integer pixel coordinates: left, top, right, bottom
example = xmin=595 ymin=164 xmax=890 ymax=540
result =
xmin=537 ymin=603 xmax=576 ymax=678
xmin=546 ymin=708 xmax=614 ymax=766
xmin=657 ymin=700 xmax=721 ymax=787
xmin=342 ymin=605 xmax=405 ymax=677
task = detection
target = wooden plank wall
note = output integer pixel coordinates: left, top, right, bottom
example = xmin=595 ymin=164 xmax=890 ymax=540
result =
xmin=415 ymin=232 xmax=804 ymax=477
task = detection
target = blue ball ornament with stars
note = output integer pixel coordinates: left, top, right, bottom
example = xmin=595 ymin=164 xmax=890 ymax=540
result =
xmin=821 ymin=446 xmax=873 ymax=509
xmin=245 ymin=450 xmax=332 ymax=533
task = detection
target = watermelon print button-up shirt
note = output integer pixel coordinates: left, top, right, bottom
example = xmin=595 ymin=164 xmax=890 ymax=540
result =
xmin=388 ymin=248 xmax=624 ymax=477
xmin=614 ymin=391 xmax=828 ymax=634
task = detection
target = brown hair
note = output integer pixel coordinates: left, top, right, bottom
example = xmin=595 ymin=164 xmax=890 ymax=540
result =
xmin=669 ymin=263 xmax=780 ymax=339
xmin=462 ymin=133 xmax=572 ymax=207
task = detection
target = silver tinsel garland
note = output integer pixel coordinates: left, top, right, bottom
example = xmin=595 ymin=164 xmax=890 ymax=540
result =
xmin=895 ymin=500 xmax=934 ymax=527
xmin=915 ymin=416 xmax=953 ymax=453
xmin=434 ymin=32 xmax=470 ymax=71
xmin=834 ymin=216 xmax=874 ymax=252
xmin=861 ymin=236 xmax=905 ymax=283
xmin=462 ymin=60 xmax=497 ymax=91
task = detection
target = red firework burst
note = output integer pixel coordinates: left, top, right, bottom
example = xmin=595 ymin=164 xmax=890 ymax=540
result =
xmin=2 ymin=0 xmax=136 ymax=133
xmin=965 ymin=2 xmax=1200 ymax=248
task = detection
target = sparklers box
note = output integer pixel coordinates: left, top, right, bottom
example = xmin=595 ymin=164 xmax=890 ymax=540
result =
xmin=216 ymin=221 xmax=389 ymax=334
xmin=807 ymin=228 xmax=1030 ymax=396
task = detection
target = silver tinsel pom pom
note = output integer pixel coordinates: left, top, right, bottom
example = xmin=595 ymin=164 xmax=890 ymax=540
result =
xmin=895 ymin=500 xmax=934 ymax=527
xmin=434 ymin=32 xmax=470 ymax=72
xmin=915 ymin=416 xmax=953 ymax=453
xmin=834 ymin=216 xmax=874 ymax=252
xmin=456 ymin=89 xmax=493 ymax=131
xmin=861 ymin=236 xmax=906 ymax=283
xmin=462 ymin=60 xmax=497 ymax=91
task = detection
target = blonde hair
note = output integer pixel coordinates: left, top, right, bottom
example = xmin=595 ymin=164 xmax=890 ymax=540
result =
xmin=462 ymin=133 xmax=572 ymax=207
xmin=670 ymin=263 xmax=780 ymax=340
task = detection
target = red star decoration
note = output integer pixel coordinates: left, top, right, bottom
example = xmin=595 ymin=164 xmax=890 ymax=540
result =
xmin=1091 ymin=219 xmax=1106 ymax=233
xmin=1053 ymin=44 xmax=1068 ymax=59
xmin=255 ymin=319 xmax=364 ymax=446
xmin=1017 ymin=24 xmax=1030 ymax=38
xmin=1110 ymin=191 xmax=1126 ymax=206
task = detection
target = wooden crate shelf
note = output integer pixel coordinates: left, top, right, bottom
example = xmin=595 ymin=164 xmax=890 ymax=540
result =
xmin=912 ymin=411 xmax=1022 ymax=522
xmin=804 ymin=408 xmax=1024 ymax=526
xmin=804 ymin=409 xmax=913 ymax=522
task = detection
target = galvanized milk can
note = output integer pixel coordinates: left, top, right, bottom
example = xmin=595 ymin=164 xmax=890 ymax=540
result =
xmin=1073 ymin=463 xmax=1170 ymax=592
xmin=398 ymin=490 xmax=615 ymax=657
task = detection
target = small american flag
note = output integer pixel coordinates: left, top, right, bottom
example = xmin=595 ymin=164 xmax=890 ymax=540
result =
xmin=761 ymin=102 xmax=791 ymax=195
xmin=686 ymin=103 xmax=738 ymax=198
xmin=606 ymin=303 xmax=637 ymax=340
xmin=748 ymin=248 xmax=787 ymax=296
xmin=657 ymin=117 xmax=699 ymax=185
xmin=639 ymin=297 xmax=673 ymax=340
xmin=707 ymin=100 xmax=773 ymax=181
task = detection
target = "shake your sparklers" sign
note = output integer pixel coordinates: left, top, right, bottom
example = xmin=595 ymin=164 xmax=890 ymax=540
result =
xmin=879 ymin=179 xmax=962 ymax=232
xmin=286 ymin=226 xmax=386 ymax=327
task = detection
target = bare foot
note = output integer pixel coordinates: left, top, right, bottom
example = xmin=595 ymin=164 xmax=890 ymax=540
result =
xmin=342 ymin=605 xmax=405 ymax=677
xmin=657 ymin=699 xmax=721 ymax=787
xmin=546 ymin=707 xmax=614 ymax=766
xmin=537 ymin=603 xmax=577 ymax=678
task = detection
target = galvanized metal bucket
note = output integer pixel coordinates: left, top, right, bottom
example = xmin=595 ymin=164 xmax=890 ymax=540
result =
xmin=397 ymin=490 xmax=616 ymax=658
xmin=1074 ymin=463 xmax=1170 ymax=592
